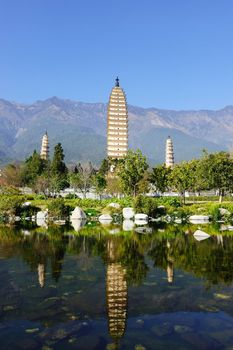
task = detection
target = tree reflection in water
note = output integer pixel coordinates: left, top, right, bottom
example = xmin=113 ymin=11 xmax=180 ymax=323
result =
xmin=2 ymin=223 xmax=233 ymax=347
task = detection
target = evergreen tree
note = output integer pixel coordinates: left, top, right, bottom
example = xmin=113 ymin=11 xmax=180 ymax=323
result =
xmin=50 ymin=143 xmax=68 ymax=192
xmin=51 ymin=143 xmax=67 ymax=176
xmin=22 ymin=150 xmax=46 ymax=186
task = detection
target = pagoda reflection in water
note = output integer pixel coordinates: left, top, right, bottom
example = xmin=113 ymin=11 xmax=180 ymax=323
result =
xmin=106 ymin=239 xmax=128 ymax=345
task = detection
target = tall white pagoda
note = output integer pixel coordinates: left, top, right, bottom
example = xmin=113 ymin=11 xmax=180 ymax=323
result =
xmin=165 ymin=136 xmax=174 ymax=168
xmin=40 ymin=131 xmax=49 ymax=160
xmin=107 ymin=77 xmax=128 ymax=159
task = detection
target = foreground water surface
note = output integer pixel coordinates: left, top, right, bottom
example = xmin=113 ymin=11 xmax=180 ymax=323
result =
xmin=1 ymin=222 xmax=233 ymax=349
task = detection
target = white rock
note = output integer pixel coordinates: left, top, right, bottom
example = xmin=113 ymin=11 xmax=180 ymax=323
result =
xmin=135 ymin=219 xmax=148 ymax=226
xmin=22 ymin=230 xmax=30 ymax=236
xmin=109 ymin=228 xmax=120 ymax=234
xmin=174 ymin=218 xmax=182 ymax=224
xmin=99 ymin=214 xmax=113 ymax=224
xmin=150 ymin=217 xmax=161 ymax=222
xmin=165 ymin=215 xmax=172 ymax=223
xmin=70 ymin=207 xmax=86 ymax=220
xmin=135 ymin=213 xmax=148 ymax=221
xmin=193 ymin=229 xmax=210 ymax=241
xmin=37 ymin=211 xmax=48 ymax=220
xmin=123 ymin=207 xmax=135 ymax=219
xmin=107 ymin=202 xmax=121 ymax=209
xmin=53 ymin=220 xmax=66 ymax=225
xmin=189 ymin=215 xmax=209 ymax=224
xmin=71 ymin=218 xmax=86 ymax=231
xmin=219 ymin=208 xmax=230 ymax=216
xmin=36 ymin=218 xmax=48 ymax=228
xmin=135 ymin=226 xmax=152 ymax=234
xmin=123 ymin=219 xmax=134 ymax=231
xmin=22 ymin=201 xmax=31 ymax=207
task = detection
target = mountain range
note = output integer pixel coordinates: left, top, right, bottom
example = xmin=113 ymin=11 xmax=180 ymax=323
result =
xmin=0 ymin=96 xmax=232 ymax=166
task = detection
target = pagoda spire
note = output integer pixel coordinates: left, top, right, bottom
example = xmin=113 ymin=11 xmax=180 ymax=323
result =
xmin=115 ymin=76 xmax=120 ymax=87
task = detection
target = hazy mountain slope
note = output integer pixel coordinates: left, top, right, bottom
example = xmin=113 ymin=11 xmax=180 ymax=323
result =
xmin=0 ymin=97 xmax=232 ymax=165
xmin=131 ymin=127 xmax=224 ymax=164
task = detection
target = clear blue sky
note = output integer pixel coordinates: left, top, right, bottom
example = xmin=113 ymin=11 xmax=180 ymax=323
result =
xmin=0 ymin=0 xmax=233 ymax=109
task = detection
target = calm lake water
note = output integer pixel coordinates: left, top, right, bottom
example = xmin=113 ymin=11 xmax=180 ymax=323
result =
xmin=0 ymin=222 xmax=233 ymax=349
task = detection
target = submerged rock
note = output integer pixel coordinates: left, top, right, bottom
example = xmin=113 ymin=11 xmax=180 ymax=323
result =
xmin=174 ymin=324 xmax=192 ymax=333
xmin=37 ymin=211 xmax=48 ymax=220
xmin=189 ymin=215 xmax=209 ymax=224
xmin=123 ymin=219 xmax=134 ymax=231
xmin=193 ymin=229 xmax=210 ymax=241
xmin=151 ymin=322 xmax=173 ymax=336
xmin=70 ymin=218 xmax=86 ymax=231
xmin=135 ymin=345 xmax=146 ymax=350
xmin=135 ymin=219 xmax=148 ymax=226
xmin=135 ymin=226 xmax=152 ymax=234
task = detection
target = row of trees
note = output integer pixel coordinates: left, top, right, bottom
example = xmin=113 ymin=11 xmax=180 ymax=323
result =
xmin=1 ymin=144 xmax=233 ymax=202
xmin=100 ymin=149 xmax=233 ymax=203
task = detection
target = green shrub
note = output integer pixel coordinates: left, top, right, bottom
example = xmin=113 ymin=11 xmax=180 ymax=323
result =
xmin=156 ymin=197 xmax=181 ymax=208
xmin=134 ymin=196 xmax=158 ymax=217
xmin=20 ymin=204 xmax=40 ymax=219
xmin=47 ymin=198 xmax=70 ymax=219
xmin=65 ymin=193 xmax=78 ymax=199
xmin=0 ymin=195 xmax=25 ymax=218
xmin=84 ymin=208 xmax=101 ymax=217
xmin=35 ymin=194 xmax=46 ymax=200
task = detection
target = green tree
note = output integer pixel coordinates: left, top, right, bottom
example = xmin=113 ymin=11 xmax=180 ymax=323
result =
xmin=200 ymin=151 xmax=233 ymax=202
xmin=69 ymin=162 xmax=95 ymax=198
xmin=150 ymin=164 xmax=172 ymax=194
xmin=99 ymin=158 xmax=109 ymax=176
xmin=21 ymin=150 xmax=46 ymax=187
xmin=106 ymin=176 xmax=123 ymax=197
xmin=2 ymin=163 xmax=23 ymax=188
xmin=34 ymin=175 xmax=50 ymax=197
xmin=92 ymin=173 xmax=107 ymax=199
xmin=118 ymin=149 xmax=149 ymax=197
xmin=51 ymin=143 xmax=68 ymax=192
xmin=169 ymin=162 xmax=192 ymax=204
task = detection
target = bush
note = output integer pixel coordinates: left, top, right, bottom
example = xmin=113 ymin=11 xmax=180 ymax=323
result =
xmin=65 ymin=193 xmax=79 ymax=199
xmin=20 ymin=204 xmax=40 ymax=220
xmin=0 ymin=195 xmax=25 ymax=218
xmin=84 ymin=208 xmax=101 ymax=217
xmin=47 ymin=198 xmax=70 ymax=219
xmin=156 ymin=197 xmax=181 ymax=208
xmin=134 ymin=196 xmax=158 ymax=217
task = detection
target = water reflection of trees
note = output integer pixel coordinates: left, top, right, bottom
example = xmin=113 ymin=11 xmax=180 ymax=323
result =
xmin=147 ymin=230 xmax=233 ymax=286
xmin=0 ymin=225 xmax=68 ymax=287
xmin=2 ymin=224 xmax=233 ymax=288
